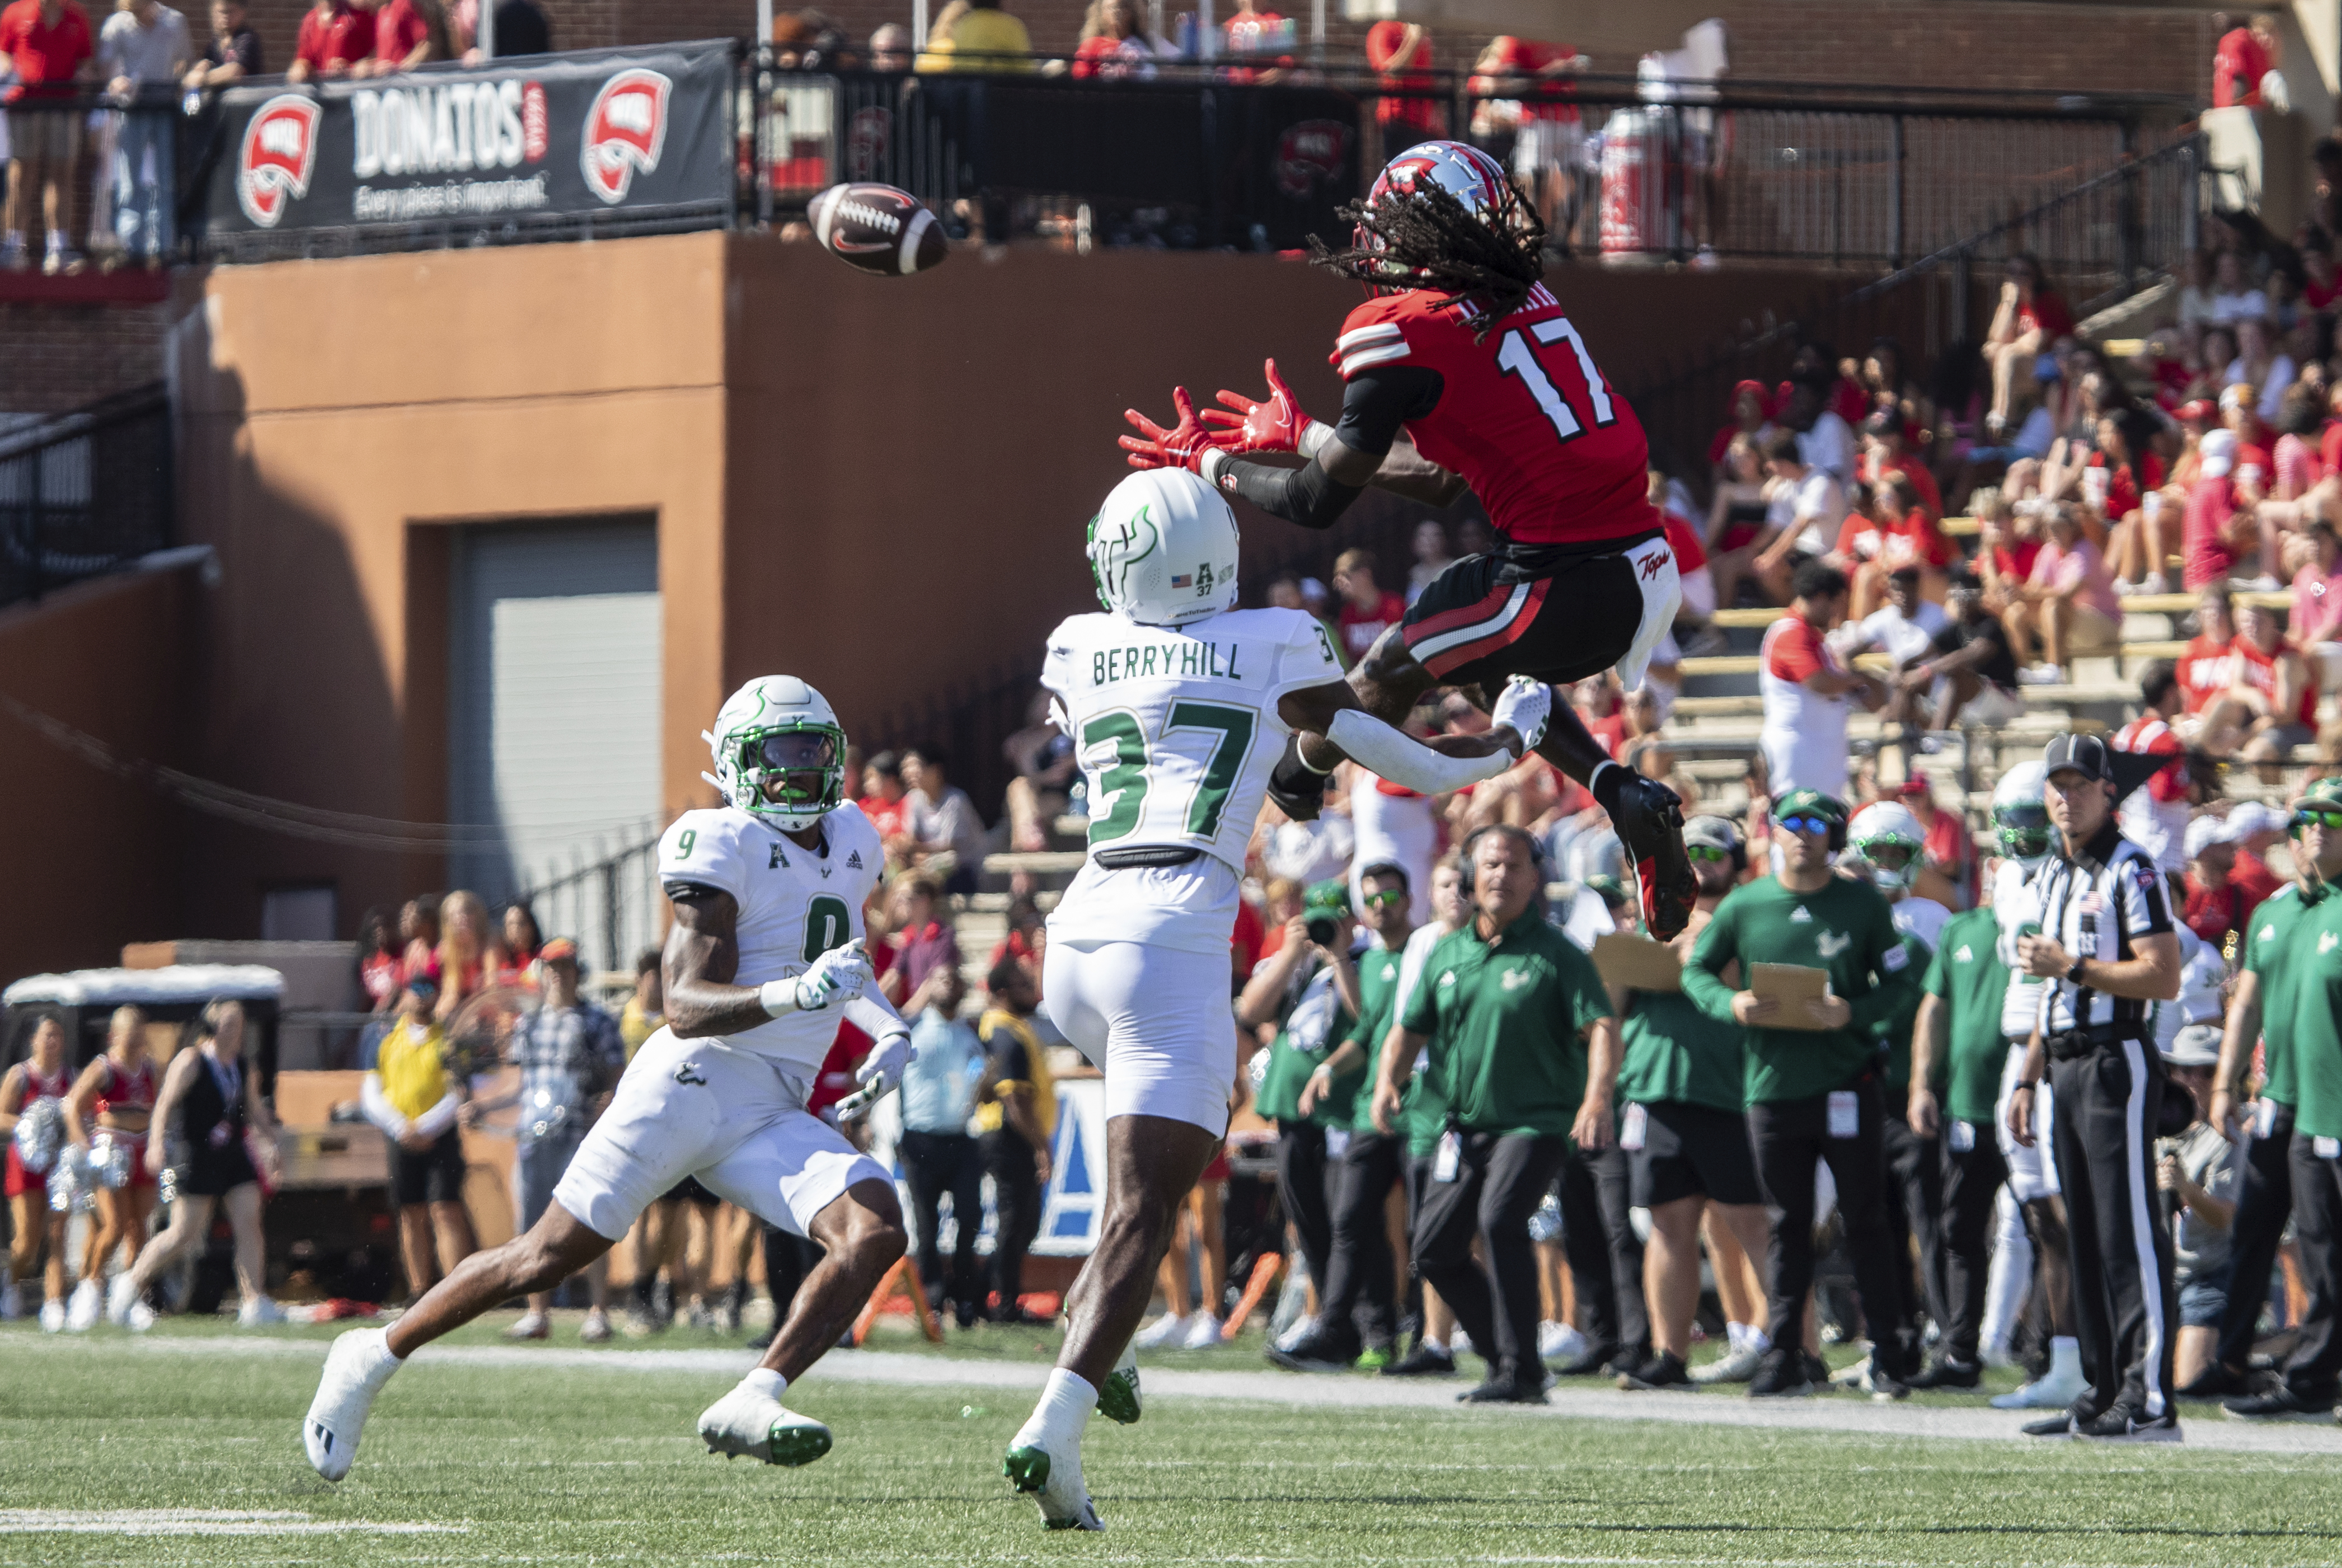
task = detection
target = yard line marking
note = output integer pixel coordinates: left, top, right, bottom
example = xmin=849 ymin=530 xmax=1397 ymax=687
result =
xmin=0 ymin=1509 xmax=462 ymax=1536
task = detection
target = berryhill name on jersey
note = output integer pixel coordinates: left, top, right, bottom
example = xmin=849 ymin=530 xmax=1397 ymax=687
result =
xmin=1085 ymin=633 xmax=1285 ymax=688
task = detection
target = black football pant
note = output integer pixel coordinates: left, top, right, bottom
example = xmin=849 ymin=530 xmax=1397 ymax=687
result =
xmin=2214 ymin=1100 xmax=2294 ymax=1373
xmin=2049 ymin=1041 xmax=2179 ymax=1419
xmin=1315 ymin=1129 xmax=1403 ymax=1353
xmin=1412 ymin=1130 xmax=1565 ymax=1385
xmin=1935 ymin=1121 xmax=2008 ymax=1365
xmin=1559 ymin=1142 xmax=1648 ymax=1359
xmin=981 ymin=1130 xmax=1042 ymax=1317
xmin=899 ymin=1130 xmax=983 ymax=1319
xmin=1880 ymin=1109 xmax=1949 ymax=1351
xmin=2280 ymin=1132 xmax=2342 ymax=1397
xmin=1275 ymin=1122 xmax=1336 ymax=1300
xmin=1746 ymin=1077 xmax=1909 ymax=1374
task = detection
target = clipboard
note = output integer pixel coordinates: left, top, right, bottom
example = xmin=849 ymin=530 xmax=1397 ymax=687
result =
xmin=1593 ymin=933 xmax=1682 ymax=993
xmin=1750 ymin=963 xmax=1831 ymax=1029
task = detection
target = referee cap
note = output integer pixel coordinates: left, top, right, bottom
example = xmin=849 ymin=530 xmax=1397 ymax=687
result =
xmin=2163 ymin=1024 xmax=2223 ymax=1068
xmin=2043 ymin=731 xmax=2113 ymax=782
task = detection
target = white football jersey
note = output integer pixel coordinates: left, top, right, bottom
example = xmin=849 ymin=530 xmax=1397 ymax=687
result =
xmin=1892 ymin=895 xmax=1951 ymax=952
xmin=655 ymin=802 xmax=884 ymax=1072
xmin=1042 ymin=607 xmax=1345 ymax=874
xmin=1993 ymin=857 xmax=2049 ymax=1040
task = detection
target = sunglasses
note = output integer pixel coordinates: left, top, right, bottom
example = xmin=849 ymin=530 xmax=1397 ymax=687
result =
xmin=2295 ymin=809 xmax=2342 ymax=832
xmin=1362 ymin=889 xmax=1407 ymax=909
xmin=1778 ymin=814 xmax=1834 ymax=838
xmin=1685 ymin=844 xmax=1733 ymax=862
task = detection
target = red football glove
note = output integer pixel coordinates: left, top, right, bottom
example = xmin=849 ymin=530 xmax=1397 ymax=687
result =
xmin=1119 ymin=387 xmax=1213 ymax=473
xmin=1199 ymin=358 xmax=1312 ymax=455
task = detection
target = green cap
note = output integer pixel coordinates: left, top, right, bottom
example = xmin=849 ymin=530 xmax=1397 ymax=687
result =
xmin=1583 ymin=874 xmax=1634 ymax=910
xmin=1771 ymin=787 xmax=1848 ymax=827
xmin=1303 ymin=879 xmax=1352 ymax=919
xmin=2293 ymin=777 xmax=2342 ymax=815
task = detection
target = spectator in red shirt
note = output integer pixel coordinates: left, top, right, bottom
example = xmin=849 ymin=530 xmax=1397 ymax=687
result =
xmin=2098 ymin=412 xmax=2174 ymax=592
xmin=1898 ymin=776 xmax=1976 ymax=910
xmin=1471 ymin=33 xmax=1584 ymax=236
xmin=2292 ymin=517 xmax=2342 ymax=693
xmin=1973 ymin=490 xmax=2040 ymax=619
xmin=1707 ymin=379 xmax=1775 ymax=473
xmin=1220 ymin=0 xmax=1292 ymax=81
xmin=1071 ymin=0 xmax=1167 ymax=79
xmin=287 ymin=0 xmax=373 ymax=81
xmin=1 ymin=0 xmax=97 ymax=274
xmin=1365 ymin=19 xmax=1437 ymax=136
xmin=359 ymin=0 xmax=445 ymax=76
xmin=2180 ymin=817 xmax=2258 ymax=950
xmin=857 ymin=750 xmax=916 ymax=861
xmin=879 ymin=875 xmax=963 ymax=1006
xmin=2213 ymin=13 xmax=2278 ymax=109
xmin=1331 ymin=547 xmax=1405 ymax=664
xmin=1985 ymin=253 xmax=2074 ymax=435
xmin=2175 ymin=583 xmax=2239 ymax=717
xmin=2226 ymin=802 xmax=2288 ymax=904
xmin=2183 ymin=429 xmax=2258 ymax=588
xmin=2207 ymin=599 xmax=2318 ymax=763
xmin=1859 ymin=409 xmax=1942 ymax=520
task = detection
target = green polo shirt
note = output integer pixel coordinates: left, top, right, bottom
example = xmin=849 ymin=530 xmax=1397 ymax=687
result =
xmin=2278 ymin=888 xmax=2342 ymax=1141
xmin=2244 ymin=882 xmax=2320 ymax=1111
xmin=1617 ymin=989 xmax=1746 ymax=1115
xmin=1682 ymin=873 xmax=1916 ymax=1105
xmin=1923 ymin=907 xmax=2011 ymax=1126
xmin=1251 ymin=950 xmax=1358 ymax=1126
xmin=1400 ymin=911 xmax=1611 ymax=1142
xmin=1338 ymin=941 xmax=1406 ymax=1135
xmin=1874 ymin=929 xmax=1933 ymax=1097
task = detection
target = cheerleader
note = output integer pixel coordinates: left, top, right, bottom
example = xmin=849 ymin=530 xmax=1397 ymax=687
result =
xmin=63 ymin=1007 xmax=160 ymax=1331
xmin=110 ymin=999 xmax=284 ymax=1330
xmin=0 ymin=1017 xmax=75 ymax=1330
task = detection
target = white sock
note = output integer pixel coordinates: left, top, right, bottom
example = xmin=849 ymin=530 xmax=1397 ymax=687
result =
xmin=2049 ymin=1336 xmax=2081 ymax=1376
xmin=1420 ymin=1334 xmax=1446 ymax=1353
xmin=741 ymin=1367 xmax=788 ymax=1401
xmin=356 ymin=1327 xmax=403 ymax=1384
xmin=46 ymin=229 xmax=65 ymax=251
xmin=1015 ymin=1368 xmax=1096 ymax=1450
xmin=1739 ymin=1324 xmax=1772 ymax=1356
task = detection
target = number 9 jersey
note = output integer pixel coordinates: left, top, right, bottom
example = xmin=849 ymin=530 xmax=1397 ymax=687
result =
xmin=1042 ymin=605 xmax=1343 ymax=950
xmin=655 ymin=801 xmax=884 ymax=1073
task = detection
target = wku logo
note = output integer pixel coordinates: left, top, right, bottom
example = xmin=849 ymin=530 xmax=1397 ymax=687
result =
xmin=580 ymin=68 xmax=672 ymax=205
xmin=237 ymin=95 xmax=321 ymax=228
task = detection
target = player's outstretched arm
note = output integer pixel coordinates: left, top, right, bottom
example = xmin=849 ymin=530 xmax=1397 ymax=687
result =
xmin=1276 ymin=674 xmax=1550 ymax=797
xmin=1195 ymin=359 xmax=1468 ymax=508
xmin=663 ymin=889 xmax=873 ymax=1040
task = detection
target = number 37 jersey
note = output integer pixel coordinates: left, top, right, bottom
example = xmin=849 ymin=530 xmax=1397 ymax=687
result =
xmin=1042 ymin=607 xmax=1344 ymax=876
xmin=655 ymin=802 xmax=883 ymax=1072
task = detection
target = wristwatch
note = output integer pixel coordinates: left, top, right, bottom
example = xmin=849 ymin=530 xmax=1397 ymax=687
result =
xmin=2066 ymin=956 xmax=2088 ymax=984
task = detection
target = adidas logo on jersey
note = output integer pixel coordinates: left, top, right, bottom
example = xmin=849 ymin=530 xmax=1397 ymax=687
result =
xmin=1954 ymin=944 xmax=1974 ymax=963
xmin=1438 ymin=970 xmax=1456 ymax=988
xmin=847 ymin=851 xmax=863 ymax=870
xmin=1790 ymin=907 xmax=1813 ymax=923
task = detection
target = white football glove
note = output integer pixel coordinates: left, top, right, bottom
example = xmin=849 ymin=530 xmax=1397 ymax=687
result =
xmin=759 ymin=939 xmax=871 ymax=1017
xmin=1489 ymin=675 xmax=1554 ymax=753
xmin=835 ymin=1030 xmax=916 ymax=1123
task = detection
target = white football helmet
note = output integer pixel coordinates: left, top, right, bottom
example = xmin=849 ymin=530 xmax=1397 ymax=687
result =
xmin=1992 ymin=760 xmax=2052 ymax=865
xmin=1847 ymin=801 xmax=1926 ymax=893
xmin=1086 ymin=469 xmax=1240 ymax=628
xmin=702 ymin=676 xmax=847 ymax=832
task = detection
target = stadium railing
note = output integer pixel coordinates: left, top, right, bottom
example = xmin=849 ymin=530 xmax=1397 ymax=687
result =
xmin=0 ymin=383 xmax=175 ymax=613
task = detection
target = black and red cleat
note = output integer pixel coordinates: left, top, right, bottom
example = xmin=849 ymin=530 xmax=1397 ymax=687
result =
xmin=1609 ymin=770 xmax=1696 ymax=941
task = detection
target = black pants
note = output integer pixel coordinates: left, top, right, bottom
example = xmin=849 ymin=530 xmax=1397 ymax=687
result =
xmin=2216 ymin=1100 xmax=2295 ymax=1372
xmin=1746 ymin=1077 xmax=1909 ymax=1373
xmin=2282 ymin=1131 xmax=2342 ymax=1396
xmin=762 ymin=1226 xmax=824 ymax=1318
xmin=1936 ymin=1121 xmax=2009 ymax=1365
xmin=1411 ymin=1130 xmax=1565 ymax=1383
xmin=1880 ymin=1109 xmax=1949 ymax=1351
xmin=1559 ymin=1142 xmax=1648 ymax=1357
xmin=2049 ymin=1041 xmax=2180 ymax=1418
xmin=899 ymin=1130 xmax=983 ymax=1318
xmin=1316 ymin=1130 xmax=1404 ymax=1352
xmin=981 ymin=1130 xmax=1042 ymax=1315
xmin=1274 ymin=1121 xmax=1336 ymax=1297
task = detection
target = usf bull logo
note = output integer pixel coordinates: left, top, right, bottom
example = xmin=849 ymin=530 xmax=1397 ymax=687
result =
xmin=237 ymin=95 xmax=321 ymax=228
xmin=581 ymin=68 xmax=672 ymax=204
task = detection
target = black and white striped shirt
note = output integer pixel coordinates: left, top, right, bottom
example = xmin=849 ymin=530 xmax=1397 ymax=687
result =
xmin=2032 ymin=819 xmax=2174 ymax=1036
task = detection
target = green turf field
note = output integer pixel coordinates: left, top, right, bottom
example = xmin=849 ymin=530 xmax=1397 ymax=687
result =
xmin=6 ymin=1321 xmax=2342 ymax=1567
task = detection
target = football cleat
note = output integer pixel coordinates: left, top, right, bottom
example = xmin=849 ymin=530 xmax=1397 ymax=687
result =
xmin=65 ymin=1279 xmax=101 ymax=1333
xmin=697 ymin=1386 xmax=833 ymax=1466
xmin=1003 ymin=1439 xmax=1104 ymax=1532
xmin=1133 ymin=1312 xmax=1190 ymax=1350
xmin=304 ymin=1328 xmax=401 ymax=1481
xmin=1096 ymin=1338 xmax=1142 ymax=1425
xmin=1608 ymin=769 xmax=1695 ymax=941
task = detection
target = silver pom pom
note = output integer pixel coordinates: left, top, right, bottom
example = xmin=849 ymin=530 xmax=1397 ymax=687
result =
xmin=1527 ymin=1191 xmax=1564 ymax=1244
xmin=89 ymin=1129 xmax=134 ymax=1191
xmin=47 ymin=1142 xmax=96 ymax=1215
xmin=11 ymin=1097 xmax=63 ymax=1176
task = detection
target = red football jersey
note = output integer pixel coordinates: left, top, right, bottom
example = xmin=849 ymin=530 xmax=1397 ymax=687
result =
xmin=1333 ymin=284 xmax=1661 ymax=550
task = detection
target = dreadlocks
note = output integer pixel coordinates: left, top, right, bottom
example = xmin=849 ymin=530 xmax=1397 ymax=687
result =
xmin=1308 ymin=179 xmax=1548 ymax=339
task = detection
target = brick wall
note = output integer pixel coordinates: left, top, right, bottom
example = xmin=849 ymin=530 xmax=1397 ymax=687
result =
xmin=0 ymin=303 xmax=180 ymax=416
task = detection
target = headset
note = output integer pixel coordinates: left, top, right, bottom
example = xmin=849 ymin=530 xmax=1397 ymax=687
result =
xmin=1770 ymin=790 xmax=1847 ymax=853
xmin=1459 ymin=822 xmax=1546 ymax=905
xmin=1682 ymin=814 xmax=1747 ymax=876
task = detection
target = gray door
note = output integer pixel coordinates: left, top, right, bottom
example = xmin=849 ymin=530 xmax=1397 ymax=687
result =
xmin=449 ymin=518 xmax=662 ymax=965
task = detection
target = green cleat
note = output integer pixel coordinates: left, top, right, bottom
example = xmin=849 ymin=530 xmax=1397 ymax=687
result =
xmin=1354 ymin=1345 xmax=1393 ymax=1372
xmin=1096 ymin=1341 xmax=1142 ymax=1425
xmin=766 ymin=1419 xmax=833 ymax=1466
xmin=1005 ymin=1440 xmax=1104 ymax=1530
xmin=1003 ymin=1444 xmax=1052 ymax=1492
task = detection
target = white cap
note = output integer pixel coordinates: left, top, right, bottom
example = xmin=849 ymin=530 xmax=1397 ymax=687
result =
xmin=2199 ymin=428 xmax=2238 ymax=478
xmin=2184 ymin=814 xmax=2235 ymax=862
xmin=2228 ymin=801 xmax=2284 ymax=840
xmin=2164 ymin=1023 xmax=2223 ymax=1068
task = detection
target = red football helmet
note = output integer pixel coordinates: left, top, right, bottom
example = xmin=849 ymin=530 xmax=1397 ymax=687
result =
xmin=1353 ymin=140 xmax=1522 ymax=292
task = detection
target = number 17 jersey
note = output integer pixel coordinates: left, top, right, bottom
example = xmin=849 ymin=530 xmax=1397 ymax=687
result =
xmin=1043 ymin=605 xmax=1343 ymax=931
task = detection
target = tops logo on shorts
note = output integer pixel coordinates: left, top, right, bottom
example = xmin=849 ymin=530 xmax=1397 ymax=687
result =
xmin=236 ymin=95 xmax=321 ymax=228
xmin=351 ymin=79 xmax=546 ymax=179
xmin=581 ymin=68 xmax=672 ymax=204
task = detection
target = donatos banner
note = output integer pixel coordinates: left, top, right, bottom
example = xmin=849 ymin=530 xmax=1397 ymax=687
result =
xmin=206 ymin=41 xmax=734 ymax=240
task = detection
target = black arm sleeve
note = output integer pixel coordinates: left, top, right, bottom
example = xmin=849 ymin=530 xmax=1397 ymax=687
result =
xmin=1215 ymin=363 xmax=1444 ymax=529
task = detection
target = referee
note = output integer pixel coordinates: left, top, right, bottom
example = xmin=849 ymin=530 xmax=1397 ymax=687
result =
xmin=2006 ymin=733 xmax=2183 ymax=1441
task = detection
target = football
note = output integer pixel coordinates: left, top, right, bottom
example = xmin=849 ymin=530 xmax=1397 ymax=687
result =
xmin=807 ymin=182 xmax=948 ymax=277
